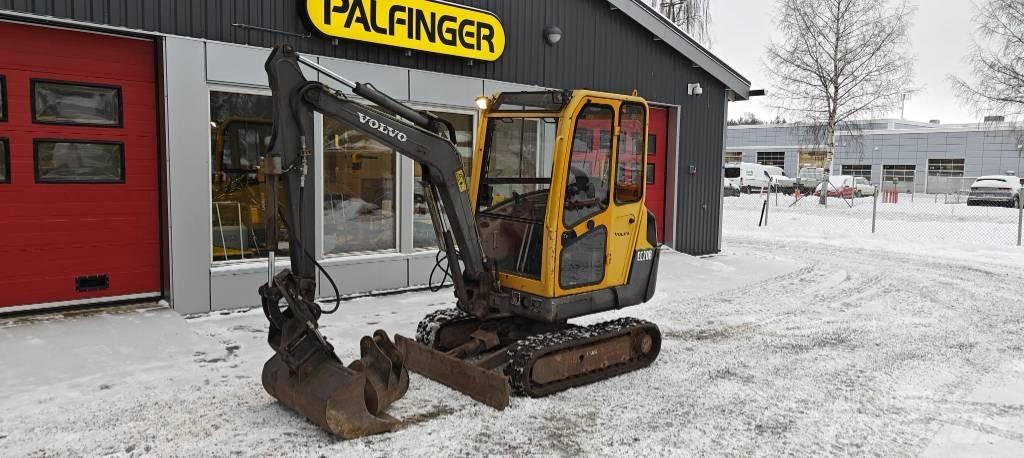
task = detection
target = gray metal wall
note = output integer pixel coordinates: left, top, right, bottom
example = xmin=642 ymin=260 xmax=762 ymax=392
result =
xmin=0 ymin=0 xmax=732 ymax=256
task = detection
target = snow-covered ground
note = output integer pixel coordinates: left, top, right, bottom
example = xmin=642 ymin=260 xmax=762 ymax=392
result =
xmin=3 ymin=212 xmax=1024 ymax=455
xmin=726 ymin=192 xmax=1023 ymax=249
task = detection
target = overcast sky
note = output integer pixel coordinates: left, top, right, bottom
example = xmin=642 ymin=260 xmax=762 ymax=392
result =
xmin=708 ymin=0 xmax=982 ymax=124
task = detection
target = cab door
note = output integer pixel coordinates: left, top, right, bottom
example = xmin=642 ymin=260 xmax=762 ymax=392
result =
xmin=556 ymin=98 xmax=646 ymax=293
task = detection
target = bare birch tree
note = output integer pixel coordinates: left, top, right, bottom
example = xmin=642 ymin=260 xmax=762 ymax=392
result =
xmin=764 ymin=0 xmax=916 ymax=173
xmin=645 ymin=0 xmax=712 ymax=46
xmin=951 ymin=0 xmax=1024 ymax=120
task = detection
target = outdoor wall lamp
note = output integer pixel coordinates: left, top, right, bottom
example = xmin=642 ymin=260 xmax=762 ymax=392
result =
xmin=543 ymin=26 xmax=562 ymax=46
xmin=687 ymin=83 xmax=703 ymax=96
xmin=474 ymin=96 xmax=491 ymax=110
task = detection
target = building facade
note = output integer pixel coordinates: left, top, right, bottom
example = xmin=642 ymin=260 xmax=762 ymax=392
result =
xmin=0 ymin=0 xmax=750 ymax=314
xmin=727 ymin=120 xmax=1024 ymax=193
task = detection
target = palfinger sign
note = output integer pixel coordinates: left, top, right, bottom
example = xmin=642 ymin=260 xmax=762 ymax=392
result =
xmin=304 ymin=0 xmax=506 ymax=61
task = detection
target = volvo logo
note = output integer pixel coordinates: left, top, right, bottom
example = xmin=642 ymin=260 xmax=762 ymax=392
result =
xmin=357 ymin=113 xmax=408 ymax=142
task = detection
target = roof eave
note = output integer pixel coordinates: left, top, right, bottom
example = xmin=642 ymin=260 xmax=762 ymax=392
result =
xmin=607 ymin=0 xmax=752 ymax=100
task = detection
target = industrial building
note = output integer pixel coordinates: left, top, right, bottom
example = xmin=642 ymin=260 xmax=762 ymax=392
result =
xmin=0 ymin=0 xmax=750 ymax=314
xmin=727 ymin=120 xmax=1024 ymax=193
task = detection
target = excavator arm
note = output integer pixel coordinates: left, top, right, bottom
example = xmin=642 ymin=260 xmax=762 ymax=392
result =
xmin=258 ymin=44 xmax=500 ymax=438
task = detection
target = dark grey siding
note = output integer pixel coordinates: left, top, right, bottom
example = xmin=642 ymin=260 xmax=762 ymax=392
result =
xmin=0 ymin=0 xmax=728 ymax=255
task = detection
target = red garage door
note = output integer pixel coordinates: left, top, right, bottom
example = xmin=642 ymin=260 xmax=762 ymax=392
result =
xmin=645 ymin=107 xmax=668 ymax=242
xmin=0 ymin=22 xmax=161 ymax=310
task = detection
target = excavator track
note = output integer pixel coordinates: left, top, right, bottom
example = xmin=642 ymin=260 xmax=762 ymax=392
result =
xmin=505 ymin=317 xmax=661 ymax=398
xmin=415 ymin=307 xmax=474 ymax=348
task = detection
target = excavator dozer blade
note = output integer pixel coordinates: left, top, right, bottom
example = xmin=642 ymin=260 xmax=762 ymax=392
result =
xmin=263 ymin=330 xmax=410 ymax=439
xmin=395 ymin=334 xmax=510 ymax=410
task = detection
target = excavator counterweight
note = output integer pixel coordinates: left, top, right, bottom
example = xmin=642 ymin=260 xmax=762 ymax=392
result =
xmin=257 ymin=45 xmax=662 ymax=437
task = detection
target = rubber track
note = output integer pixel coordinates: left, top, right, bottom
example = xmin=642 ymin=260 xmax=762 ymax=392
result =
xmin=504 ymin=317 xmax=661 ymax=397
xmin=415 ymin=307 xmax=473 ymax=347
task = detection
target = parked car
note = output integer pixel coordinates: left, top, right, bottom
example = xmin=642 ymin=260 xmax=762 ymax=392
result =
xmin=815 ymin=175 xmax=857 ymax=198
xmin=723 ymin=178 xmax=741 ymax=197
xmin=967 ymin=175 xmax=1022 ymax=208
xmin=852 ymin=177 xmax=876 ymax=197
xmin=765 ymin=166 xmax=798 ymax=194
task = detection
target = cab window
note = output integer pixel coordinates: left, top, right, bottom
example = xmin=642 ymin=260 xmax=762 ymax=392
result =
xmin=615 ymin=103 xmax=646 ymax=203
xmin=564 ymin=104 xmax=613 ymax=227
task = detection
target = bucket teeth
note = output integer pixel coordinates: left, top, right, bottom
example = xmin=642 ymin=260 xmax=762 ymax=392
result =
xmin=263 ymin=330 xmax=409 ymax=439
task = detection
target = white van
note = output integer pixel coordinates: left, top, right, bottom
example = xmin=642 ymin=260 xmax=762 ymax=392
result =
xmin=724 ymin=162 xmax=777 ymax=193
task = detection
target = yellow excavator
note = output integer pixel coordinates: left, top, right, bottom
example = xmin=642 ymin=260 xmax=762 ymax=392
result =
xmin=259 ymin=45 xmax=662 ymax=438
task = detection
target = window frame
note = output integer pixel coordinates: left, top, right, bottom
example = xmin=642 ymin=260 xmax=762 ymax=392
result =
xmin=841 ymin=164 xmax=872 ymax=181
xmin=756 ymin=151 xmax=786 ymax=168
xmin=33 ymin=138 xmax=126 ymax=184
xmin=0 ymin=138 xmax=10 ymax=184
xmin=564 ymin=102 xmax=615 ymax=229
xmin=30 ymin=78 xmax=124 ymax=128
xmin=926 ymin=158 xmax=965 ymax=177
xmin=882 ymin=164 xmax=916 ymax=183
xmin=0 ymin=75 xmax=7 ymax=123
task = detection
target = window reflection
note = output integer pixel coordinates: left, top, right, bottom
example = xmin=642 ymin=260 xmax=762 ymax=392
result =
xmin=35 ymin=141 xmax=123 ymax=183
xmin=414 ymin=111 xmax=474 ymax=249
xmin=323 ymin=117 xmax=397 ymax=255
xmin=615 ymin=103 xmax=646 ymax=203
xmin=209 ymin=91 xmax=282 ymax=262
xmin=33 ymin=80 xmax=121 ymax=126
xmin=564 ymin=104 xmax=614 ymax=227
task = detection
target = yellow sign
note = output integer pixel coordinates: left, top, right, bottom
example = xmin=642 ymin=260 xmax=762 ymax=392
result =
xmin=305 ymin=0 xmax=506 ymax=61
xmin=455 ymin=169 xmax=468 ymax=192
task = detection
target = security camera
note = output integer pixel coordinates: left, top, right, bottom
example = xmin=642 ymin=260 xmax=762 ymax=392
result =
xmin=687 ymin=83 xmax=703 ymax=96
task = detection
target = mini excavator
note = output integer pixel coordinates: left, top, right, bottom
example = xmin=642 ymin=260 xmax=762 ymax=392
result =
xmin=259 ymin=45 xmax=662 ymax=438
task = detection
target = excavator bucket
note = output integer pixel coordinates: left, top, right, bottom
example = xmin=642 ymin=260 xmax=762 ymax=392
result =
xmin=262 ymin=330 xmax=409 ymax=439
xmin=395 ymin=334 xmax=511 ymax=410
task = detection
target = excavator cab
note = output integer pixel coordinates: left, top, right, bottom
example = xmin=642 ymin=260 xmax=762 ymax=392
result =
xmin=470 ymin=91 xmax=659 ymax=315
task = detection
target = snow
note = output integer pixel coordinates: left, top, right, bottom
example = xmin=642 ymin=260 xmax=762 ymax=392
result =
xmin=3 ymin=208 xmax=1024 ymax=455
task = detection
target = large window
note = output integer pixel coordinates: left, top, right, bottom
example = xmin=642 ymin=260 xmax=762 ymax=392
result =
xmin=415 ymin=111 xmax=474 ymax=249
xmin=210 ymin=90 xmax=280 ymax=262
xmin=842 ymin=164 xmax=872 ymax=181
xmin=34 ymin=140 xmax=124 ymax=183
xmin=799 ymin=151 xmax=829 ymax=169
xmin=724 ymin=151 xmax=743 ymax=164
xmin=927 ymin=159 xmax=965 ymax=177
xmin=882 ymin=164 xmax=916 ymax=183
xmin=757 ymin=151 xmax=785 ymax=168
xmin=0 ymin=138 xmax=9 ymax=183
xmin=615 ymin=103 xmax=646 ymax=203
xmin=323 ymin=115 xmax=397 ymax=255
xmin=881 ymin=164 xmax=917 ymax=192
xmin=32 ymin=80 xmax=122 ymax=127
xmin=565 ymin=104 xmax=613 ymax=227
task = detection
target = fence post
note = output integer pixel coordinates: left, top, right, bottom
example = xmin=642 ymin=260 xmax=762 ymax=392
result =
xmin=1018 ymin=196 xmax=1022 ymax=247
xmin=872 ymin=186 xmax=879 ymax=234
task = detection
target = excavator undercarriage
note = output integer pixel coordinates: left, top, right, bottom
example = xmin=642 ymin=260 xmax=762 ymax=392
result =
xmin=257 ymin=44 xmax=662 ymax=438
